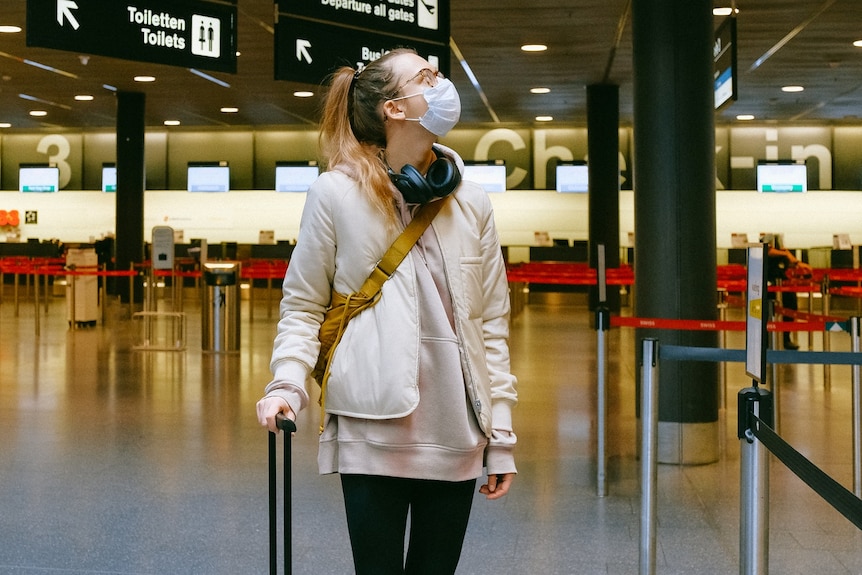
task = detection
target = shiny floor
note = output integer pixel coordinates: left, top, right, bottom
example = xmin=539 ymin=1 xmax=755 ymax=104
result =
xmin=1 ymin=286 xmax=861 ymax=574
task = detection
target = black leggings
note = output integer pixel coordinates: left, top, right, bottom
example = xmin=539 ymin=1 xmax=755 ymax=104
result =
xmin=340 ymin=474 xmax=476 ymax=575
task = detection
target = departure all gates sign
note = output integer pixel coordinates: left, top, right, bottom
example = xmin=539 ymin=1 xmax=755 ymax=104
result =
xmin=275 ymin=0 xmax=450 ymax=85
xmin=27 ymin=0 xmax=237 ymax=74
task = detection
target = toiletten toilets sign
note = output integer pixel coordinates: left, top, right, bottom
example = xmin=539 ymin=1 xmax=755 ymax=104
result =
xmin=26 ymin=0 xmax=237 ymax=73
xmin=275 ymin=0 xmax=450 ymax=85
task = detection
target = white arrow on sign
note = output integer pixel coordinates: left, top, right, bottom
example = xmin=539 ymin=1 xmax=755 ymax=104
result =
xmin=296 ymin=39 xmax=312 ymax=64
xmin=57 ymin=0 xmax=80 ymax=30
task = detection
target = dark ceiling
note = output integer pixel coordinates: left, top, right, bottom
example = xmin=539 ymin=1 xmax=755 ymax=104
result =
xmin=1 ymin=0 xmax=862 ymax=130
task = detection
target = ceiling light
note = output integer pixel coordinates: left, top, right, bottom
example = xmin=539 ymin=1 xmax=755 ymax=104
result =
xmin=0 ymin=122 xmax=11 ymax=128
xmin=220 ymin=107 xmax=239 ymax=113
xmin=854 ymin=40 xmax=862 ymax=48
xmin=74 ymin=94 xmax=94 ymax=101
xmin=163 ymin=120 xmax=180 ymax=126
xmin=530 ymin=87 xmax=551 ymax=94
xmin=0 ymin=25 xmax=22 ymax=33
xmin=781 ymin=85 xmax=804 ymax=93
xmin=29 ymin=110 xmax=47 ymax=117
xmin=521 ymin=44 xmax=548 ymax=52
xmin=134 ymin=75 xmax=156 ymax=83
xmin=736 ymin=114 xmax=755 ymax=121
xmin=713 ymin=8 xmax=737 ymax=16
xmin=535 ymin=115 xmax=553 ymax=122
xmin=293 ymin=91 xmax=314 ymax=98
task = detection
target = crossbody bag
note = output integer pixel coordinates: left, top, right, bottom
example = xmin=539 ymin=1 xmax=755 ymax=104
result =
xmin=311 ymin=197 xmax=448 ymax=432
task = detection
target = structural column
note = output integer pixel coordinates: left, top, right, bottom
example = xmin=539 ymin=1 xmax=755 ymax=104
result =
xmin=587 ymin=84 xmax=621 ymax=311
xmin=115 ymin=91 xmax=146 ymax=305
xmin=631 ymin=0 xmax=719 ymax=463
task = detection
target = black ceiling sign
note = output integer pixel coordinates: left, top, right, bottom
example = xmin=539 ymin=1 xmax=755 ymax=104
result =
xmin=26 ymin=0 xmax=237 ymax=74
xmin=274 ymin=0 xmax=450 ymax=85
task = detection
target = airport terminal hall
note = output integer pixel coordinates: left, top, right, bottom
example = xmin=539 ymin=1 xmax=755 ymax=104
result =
xmin=3 ymin=0 xmax=862 ymax=574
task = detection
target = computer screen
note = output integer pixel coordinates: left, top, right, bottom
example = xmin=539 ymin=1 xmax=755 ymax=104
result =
xmin=555 ymin=162 xmax=589 ymax=193
xmin=102 ymin=164 xmax=117 ymax=192
xmin=463 ymin=161 xmax=506 ymax=193
xmin=756 ymin=162 xmax=807 ymax=193
xmin=19 ymin=164 xmax=59 ymax=192
xmin=187 ymin=162 xmax=230 ymax=192
xmin=275 ymin=162 xmax=319 ymax=192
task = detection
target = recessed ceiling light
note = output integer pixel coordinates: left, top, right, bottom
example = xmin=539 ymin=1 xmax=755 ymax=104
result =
xmin=29 ymin=110 xmax=47 ymax=117
xmin=293 ymin=91 xmax=314 ymax=98
xmin=713 ymin=8 xmax=738 ymax=16
xmin=134 ymin=75 xmax=156 ymax=83
xmin=781 ymin=85 xmax=804 ymax=93
xmin=521 ymin=44 xmax=547 ymax=53
xmin=0 ymin=25 xmax=22 ymax=33
xmin=74 ymin=94 xmax=94 ymax=101
xmin=854 ymin=40 xmax=862 ymax=48
xmin=736 ymin=114 xmax=755 ymax=121
xmin=220 ymin=107 xmax=239 ymax=113
xmin=0 ymin=122 xmax=11 ymax=128
xmin=530 ymin=87 xmax=551 ymax=94
xmin=163 ymin=120 xmax=180 ymax=126
xmin=535 ymin=115 xmax=553 ymax=122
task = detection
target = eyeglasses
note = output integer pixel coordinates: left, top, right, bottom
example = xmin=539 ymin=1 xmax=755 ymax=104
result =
xmin=392 ymin=68 xmax=444 ymax=97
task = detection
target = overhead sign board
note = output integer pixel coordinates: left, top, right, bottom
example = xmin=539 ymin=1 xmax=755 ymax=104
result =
xmin=27 ymin=0 xmax=237 ymax=74
xmin=274 ymin=0 xmax=450 ymax=85
xmin=714 ymin=16 xmax=737 ymax=110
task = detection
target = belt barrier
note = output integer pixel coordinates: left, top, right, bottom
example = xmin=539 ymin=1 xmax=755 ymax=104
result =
xmin=749 ymin=413 xmax=862 ymax=530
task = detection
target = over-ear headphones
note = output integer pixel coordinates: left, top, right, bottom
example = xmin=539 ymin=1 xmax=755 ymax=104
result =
xmin=388 ymin=149 xmax=461 ymax=204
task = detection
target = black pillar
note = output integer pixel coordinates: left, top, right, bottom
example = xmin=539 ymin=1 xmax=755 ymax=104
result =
xmin=632 ymin=0 xmax=719 ymax=463
xmin=587 ymin=84 xmax=621 ymax=311
xmin=115 ymin=91 xmax=146 ymax=305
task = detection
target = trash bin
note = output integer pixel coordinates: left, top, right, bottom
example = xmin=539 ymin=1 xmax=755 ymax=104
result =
xmin=202 ymin=262 xmax=241 ymax=352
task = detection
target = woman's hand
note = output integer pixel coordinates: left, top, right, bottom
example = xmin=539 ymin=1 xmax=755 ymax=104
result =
xmin=256 ymin=396 xmax=295 ymax=433
xmin=479 ymin=473 xmax=515 ymax=500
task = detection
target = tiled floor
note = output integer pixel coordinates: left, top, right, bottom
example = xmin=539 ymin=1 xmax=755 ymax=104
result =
xmin=1 ymin=287 xmax=860 ymax=574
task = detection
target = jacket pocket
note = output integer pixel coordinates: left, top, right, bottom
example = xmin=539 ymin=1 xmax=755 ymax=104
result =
xmin=459 ymin=256 xmax=484 ymax=319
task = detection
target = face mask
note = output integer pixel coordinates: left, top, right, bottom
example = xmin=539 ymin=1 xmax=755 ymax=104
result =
xmin=392 ymin=78 xmax=461 ymax=137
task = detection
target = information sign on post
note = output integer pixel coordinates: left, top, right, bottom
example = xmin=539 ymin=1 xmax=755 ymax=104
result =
xmin=745 ymin=243 xmax=768 ymax=383
xmin=27 ymin=0 xmax=237 ymax=73
xmin=274 ymin=0 xmax=450 ymax=85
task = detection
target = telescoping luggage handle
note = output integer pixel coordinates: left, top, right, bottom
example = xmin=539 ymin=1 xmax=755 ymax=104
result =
xmin=269 ymin=413 xmax=297 ymax=575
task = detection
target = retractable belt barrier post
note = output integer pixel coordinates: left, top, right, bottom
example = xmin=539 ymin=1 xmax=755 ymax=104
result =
xmin=739 ymin=386 xmax=773 ymax=575
xmin=596 ymin=306 xmax=610 ymax=498
xmin=853 ymin=317 xmax=862 ymax=498
xmin=639 ymin=338 xmax=659 ymax=575
xmin=595 ymin=243 xmax=609 ymax=498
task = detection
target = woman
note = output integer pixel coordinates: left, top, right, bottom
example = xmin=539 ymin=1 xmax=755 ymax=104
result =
xmin=256 ymin=48 xmax=517 ymax=574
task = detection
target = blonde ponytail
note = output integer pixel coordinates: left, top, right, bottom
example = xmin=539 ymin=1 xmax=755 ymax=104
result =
xmin=318 ymin=49 xmax=416 ymax=224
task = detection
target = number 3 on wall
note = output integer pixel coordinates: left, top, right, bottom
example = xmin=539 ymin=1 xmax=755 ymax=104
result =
xmin=37 ymin=134 xmax=72 ymax=189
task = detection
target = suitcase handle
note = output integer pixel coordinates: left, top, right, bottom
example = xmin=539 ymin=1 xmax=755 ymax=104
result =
xmin=276 ymin=412 xmax=297 ymax=433
xmin=269 ymin=412 xmax=296 ymax=574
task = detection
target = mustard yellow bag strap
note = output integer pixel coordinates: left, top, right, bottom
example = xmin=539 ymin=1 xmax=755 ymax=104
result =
xmin=358 ymin=197 xmax=447 ymax=297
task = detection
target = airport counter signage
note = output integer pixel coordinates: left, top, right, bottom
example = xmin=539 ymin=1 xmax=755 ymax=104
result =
xmin=26 ymin=0 xmax=237 ymax=74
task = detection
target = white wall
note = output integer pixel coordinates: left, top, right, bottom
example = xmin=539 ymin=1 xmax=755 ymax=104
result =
xmin=1 ymin=189 xmax=860 ymax=251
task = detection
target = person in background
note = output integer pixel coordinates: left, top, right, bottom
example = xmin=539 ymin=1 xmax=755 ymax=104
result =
xmin=256 ymin=48 xmax=518 ymax=574
xmin=765 ymin=234 xmax=812 ymax=350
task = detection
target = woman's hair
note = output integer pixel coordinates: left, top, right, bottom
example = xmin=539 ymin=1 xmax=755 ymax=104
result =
xmin=319 ymin=48 xmax=416 ymax=221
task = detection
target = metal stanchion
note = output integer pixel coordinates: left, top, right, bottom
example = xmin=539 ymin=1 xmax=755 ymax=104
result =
xmin=768 ymin=300 xmax=781 ymax=433
xmin=738 ymin=385 xmax=773 ymax=575
xmin=595 ymin=243 xmax=609 ymax=498
xmin=34 ymin=267 xmax=41 ymax=338
xmin=851 ymin=316 xmax=862 ymax=498
xmin=718 ymin=288 xmax=728 ymax=410
xmin=596 ymin=306 xmax=610 ymax=497
xmin=823 ymin=276 xmax=832 ymax=388
xmin=639 ymin=338 xmax=659 ymax=575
